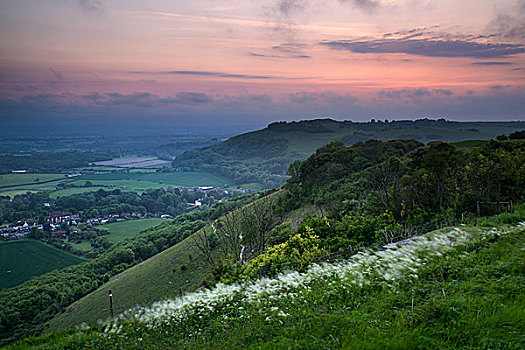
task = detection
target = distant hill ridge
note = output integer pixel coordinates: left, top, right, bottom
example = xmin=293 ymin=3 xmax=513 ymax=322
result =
xmin=173 ymin=118 xmax=525 ymax=188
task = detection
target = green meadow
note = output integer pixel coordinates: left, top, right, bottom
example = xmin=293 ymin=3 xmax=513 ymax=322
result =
xmin=0 ymin=240 xmax=87 ymax=290
xmin=101 ymin=218 xmax=169 ymax=244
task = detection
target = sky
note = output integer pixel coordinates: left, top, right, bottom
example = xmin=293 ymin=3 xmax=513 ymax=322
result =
xmin=1 ymin=0 xmax=524 ymax=132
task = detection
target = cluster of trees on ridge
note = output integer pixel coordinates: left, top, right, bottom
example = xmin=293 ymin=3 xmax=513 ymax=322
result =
xmin=496 ymin=129 xmax=525 ymax=140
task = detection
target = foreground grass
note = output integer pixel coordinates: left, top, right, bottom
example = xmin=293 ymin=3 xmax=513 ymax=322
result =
xmin=10 ymin=223 xmax=524 ymax=349
xmin=0 ymin=240 xmax=87 ymax=291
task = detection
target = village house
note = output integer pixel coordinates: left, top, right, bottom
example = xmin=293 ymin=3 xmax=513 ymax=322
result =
xmin=46 ymin=211 xmax=72 ymax=224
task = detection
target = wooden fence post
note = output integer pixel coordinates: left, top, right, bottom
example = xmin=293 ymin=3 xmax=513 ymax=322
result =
xmin=476 ymin=201 xmax=480 ymax=217
xmin=108 ymin=290 xmax=114 ymax=318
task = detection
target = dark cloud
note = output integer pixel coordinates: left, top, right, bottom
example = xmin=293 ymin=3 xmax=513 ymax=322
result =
xmin=219 ymin=94 xmax=272 ymax=107
xmin=2 ymin=91 xmax=217 ymax=113
xmin=130 ymin=70 xmax=311 ymax=80
xmin=250 ymin=42 xmax=311 ymax=58
xmin=272 ymin=43 xmax=306 ymax=52
xmin=383 ymin=27 xmax=430 ymax=39
xmin=321 ymin=38 xmax=525 ymax=58
xmin=262 ymin=0 xmax=308 ymax=29
xmin=2 ymin=90 xmax=525 ymax=126
xmin=275 ymin=0 xmax=307 ymax=18
xmin=249 ymin=52 xmax=310 ymax=59
xmin=378 ymin=88 xmax=453 ymax=100
xmin=489 ymin=85 xmax=512 ymax=89
xmin=130 ymin=70 xmax=274 ymax=80
xmin=262 ymin=0 xmax=380 ymax=30
xmin=9 ymin=85 xmax=37 ymax=92
xmin=78 ymin=0 xmax=104 ymax=13
xmin=471 ymin=61 xmax=513 ymax=66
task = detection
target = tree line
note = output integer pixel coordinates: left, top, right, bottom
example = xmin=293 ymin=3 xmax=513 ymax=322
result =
xmin=0 ymin=187 xmax=239 ymax=225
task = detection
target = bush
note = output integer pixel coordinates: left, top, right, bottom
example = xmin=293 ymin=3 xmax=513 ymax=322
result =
xmin=241 ymin=229 xmax=326 ymax=279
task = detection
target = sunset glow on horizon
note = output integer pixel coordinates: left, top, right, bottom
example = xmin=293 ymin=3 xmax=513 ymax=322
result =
xmin=1 ymin=0 xmax=524 ymax=129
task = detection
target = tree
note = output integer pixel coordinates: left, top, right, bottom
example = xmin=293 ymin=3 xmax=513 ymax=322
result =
xmin=509 ymin=130 xmax=525 ymax=140
xmin=192 ymin=226 xmax=218 ymax=267
xmin=193 ymin=196 xmax=277 ymax=267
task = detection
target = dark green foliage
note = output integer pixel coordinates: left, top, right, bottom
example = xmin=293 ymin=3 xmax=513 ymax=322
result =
xmin=284 ymin=139 xmax=525 ymax=224
xmin=209 ymin=139 xmax=524 ymax=285
xmin=508 ymin=130 xmax=525 ymax=139
xmin=284 ymin=139 xmax=423 ymax=217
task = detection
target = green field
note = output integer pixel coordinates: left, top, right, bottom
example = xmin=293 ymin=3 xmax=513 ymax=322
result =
xmin=0 ymin=240 xmax=87 ymax=290
xmin=0 ymin=173 xmax=65 ymax=187
xmin=72 ymin=241 xmax=94 ymax=252
xmin=0 ymin=173 xmax=68 ymax=197
xmin=101 ymin=218 xmax=169 ymax=244
xmin=0 ymin=173 xmax=67 ymax=197
xmin=0 ymin=171 xmax=233 ymax=198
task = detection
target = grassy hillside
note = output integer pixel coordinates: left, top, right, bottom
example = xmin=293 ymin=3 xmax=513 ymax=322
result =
xmin=172 ymin=119 xmax=525 ymax=188
xmin=47 ymin=230 xmax=208 ymax=331
xmin=0 ymin=240 xmax=87 ymax=290
xmin=101 ymin=218 xmax=170 ymax=244
xmin=10 ymin=222 xmax=525 ymax=349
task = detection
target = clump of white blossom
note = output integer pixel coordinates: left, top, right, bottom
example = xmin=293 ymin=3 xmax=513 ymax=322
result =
xmin=103 ymin=222 xmax=525 ymax=335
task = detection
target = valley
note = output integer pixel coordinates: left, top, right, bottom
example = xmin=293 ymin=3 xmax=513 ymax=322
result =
xmin=1 ymin=120 xmax=524 ymax=348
